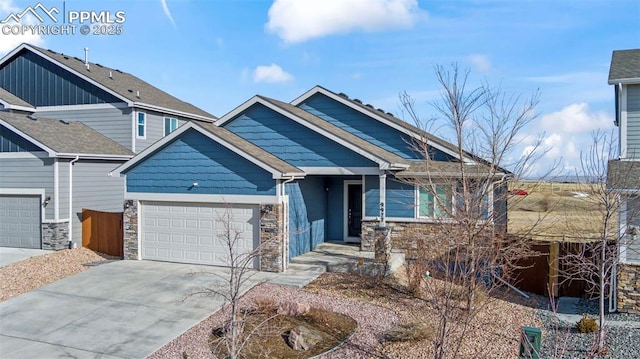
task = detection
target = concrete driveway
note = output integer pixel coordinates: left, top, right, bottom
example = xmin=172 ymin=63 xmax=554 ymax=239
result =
xmin=0 ymin=260 xmax=266 ymax=359
xmin=0 ymin=248 xmax=52 ymax=267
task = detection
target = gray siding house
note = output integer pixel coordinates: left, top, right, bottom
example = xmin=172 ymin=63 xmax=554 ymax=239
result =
xmin=607 ymin=49 xmax=640 ymax=313
xmin=0 ymin=43 xmax=216 ymax=250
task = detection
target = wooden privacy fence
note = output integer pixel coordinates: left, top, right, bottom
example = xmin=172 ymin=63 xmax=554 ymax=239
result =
xmin=511 ymin=239 xmax=615 ymax=298
xmin=82 ymin=208 xmax=123 ymax=258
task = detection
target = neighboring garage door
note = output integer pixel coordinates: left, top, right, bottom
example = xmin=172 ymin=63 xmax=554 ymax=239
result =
xmin=141 ymin=202 xmax=259 ymax=268
xmin=0 ymin=195 xmax=41 ymax=248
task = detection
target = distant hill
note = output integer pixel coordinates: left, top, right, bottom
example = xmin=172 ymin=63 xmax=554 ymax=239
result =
xmin=522 ymin=175 xmax=603 ymax=183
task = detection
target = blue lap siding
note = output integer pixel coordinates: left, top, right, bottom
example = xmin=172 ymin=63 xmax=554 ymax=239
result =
xmin=222 ymin=104 xmax=378 ymax=168
xmin=123 ymin=129 xmax=276 ymax=195
xmin=298 ymin=93 xmax=455 ymax=161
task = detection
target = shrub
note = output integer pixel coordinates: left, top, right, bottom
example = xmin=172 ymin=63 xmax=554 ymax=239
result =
xmin=252 ymin=297 xmax=278 ymax=314
xmin=576 ymin=314 xmax=597 ymax=333
xmin=384 ymin=322 xmax=433 ymax=342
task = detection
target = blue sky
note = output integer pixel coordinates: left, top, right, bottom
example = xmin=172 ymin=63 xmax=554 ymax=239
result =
xmin=0 ymin=0 xmax=638 ymax=176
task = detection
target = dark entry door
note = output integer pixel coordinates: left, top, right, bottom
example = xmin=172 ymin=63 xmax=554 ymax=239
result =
xmin=347 ymin=184 xmax=362 ymax=237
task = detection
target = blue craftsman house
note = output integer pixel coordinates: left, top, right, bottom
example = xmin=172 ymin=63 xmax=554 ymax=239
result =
xmin=113 ymin=86 xmax=508 ymax=272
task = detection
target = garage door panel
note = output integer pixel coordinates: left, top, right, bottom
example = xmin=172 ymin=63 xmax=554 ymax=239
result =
xmin=141 ymin=202 xmax=259 ymax=267
xmin=0 ymin=195 xmax=41 ymax=249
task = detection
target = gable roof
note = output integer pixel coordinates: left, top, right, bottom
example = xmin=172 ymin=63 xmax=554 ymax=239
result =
xmin=0 ymin=112 xmax=133 ymax=158
xmin=291 ymin=85 xmax=473 ymax=162
xmin=0 ymin=87 xmax=35 ymax=111
xmin=609 ymin=49 xmax=640 ymax=84
xmin=217 ymin=95 xmax=410 ymax=170
xmin=112 ymin=121 xmax=305 ymax=180
xmin=0 ymin=43 xmax=216 ymax=121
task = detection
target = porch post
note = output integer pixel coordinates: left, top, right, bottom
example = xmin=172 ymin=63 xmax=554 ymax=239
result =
xmin=379 ymin=173 xmax=386 ymax=226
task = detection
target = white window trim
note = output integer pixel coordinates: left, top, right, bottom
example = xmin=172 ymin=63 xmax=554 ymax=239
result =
xmin=416 ymin=184 xmax=454 ymax=219
xmin=136 ymin=112 xmax=146 ymax=139
xmin=164 ymin=117 xmax=178 ymax=136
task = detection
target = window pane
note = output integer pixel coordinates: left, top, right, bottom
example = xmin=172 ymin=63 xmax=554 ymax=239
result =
xmin=435 ymin=186 xmax=452 ymax=218
xmin=164 ymin=118 xmax=171 ymax=135
xmin=419 ymin=186 xmax=434 ymax=217
xmin=137 ymin=113 xmax=145 ymax=137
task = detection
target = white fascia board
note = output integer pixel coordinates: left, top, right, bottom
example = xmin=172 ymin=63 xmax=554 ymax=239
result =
xmin=290 ymin=86 xmax=470 ymax=163
xmin=127 ymin=192 xmax=280 ymax=205
xmin=0 ymin=119 xmax=56 ymax=157
xmin=219 ymin=96 xmax=397 ymax=169
xmin=0 ymin=101 xmax=35 ymax=112
xmin=35 ymin=102 xmax=129 ymax=112
xmin=57 ymin=153 xmax=132 ymax=160
xmin=609 ymin=78 xmax=640 ymax=85
xmin=299 ymin=167 xmax=382 ymax=175
xmin=132 ymin=102 xmax=216 ymax=123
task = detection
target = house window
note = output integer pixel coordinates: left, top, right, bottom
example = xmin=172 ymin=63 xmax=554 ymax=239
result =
xmin=164 ymin=117 xmax=178 ymax=135
xmin=136 ymin=112 xmax=146 ymax=139
xmin=418 ymin=184 xmax=452 ymax=218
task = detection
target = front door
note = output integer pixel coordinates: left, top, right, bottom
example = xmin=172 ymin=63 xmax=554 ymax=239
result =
xmin=346 ymin=183 xmax=362 ymax=241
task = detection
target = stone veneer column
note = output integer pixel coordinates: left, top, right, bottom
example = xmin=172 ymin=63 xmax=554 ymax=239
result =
xmin=260 ymin=204 xmax=285 ymax=272
xmin=373 ymin=226 xmax=393 ymax=264
xmin=618 ymin=263 xmax=640 ymax=314
xmin=42 ymin=222 xmax=69 ymax=250
xmin=123 ymin=200 xmax=139 ymax=260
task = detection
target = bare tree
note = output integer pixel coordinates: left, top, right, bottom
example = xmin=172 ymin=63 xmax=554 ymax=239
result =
xmin=397 ymin=64 xmax=545 ymax=358
xmin=558 ymin=130 xmax=640 ymax=356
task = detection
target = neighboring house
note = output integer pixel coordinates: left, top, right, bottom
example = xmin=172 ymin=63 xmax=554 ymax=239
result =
xmin=113 ymin=86 xmax=508 ymax=272
xmin=607 ymin=49 xmax=640 ymax=314
xmin=0 ymin=43 xmax=216 ymax=250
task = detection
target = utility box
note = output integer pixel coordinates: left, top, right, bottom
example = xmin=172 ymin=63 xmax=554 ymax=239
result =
xmin=519 ymin=326 xmax=541 ymax=359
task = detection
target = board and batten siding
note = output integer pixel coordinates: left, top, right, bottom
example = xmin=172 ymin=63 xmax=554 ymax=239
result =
xmin=37 ymin=106 xmax=132 ymax=151
xmin=298 ymin=93 xmax=455 ymax=161
xmin=124 ymin=129 xmax=277 ymax=195
xmin=223 ymin=104 xmax=378 ymax=168
xmin=286 ymin=177 xmax=328 ymax=259
xmin=0 ymin=157 xmax=54 ymax=219
xmin=1 ymin=125 xmax=42 ymax=152
xmin=70 ymin=160 xmax=126 ymax=243
xmin=134 ymin=109 xmax=189 ymax=152
xmin=0 ymin=50 xmax=121 ymax=106
xmin=626 ymin=196 xmax=640 ymax=263
xmin=626 ymin=85 xmax=640 ymax=159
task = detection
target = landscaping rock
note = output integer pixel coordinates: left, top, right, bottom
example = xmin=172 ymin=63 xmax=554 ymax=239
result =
xmin=287 ymin=325 xmax=324 ymax=351
xmin=277 ymin=301 xmax=310 ymax=316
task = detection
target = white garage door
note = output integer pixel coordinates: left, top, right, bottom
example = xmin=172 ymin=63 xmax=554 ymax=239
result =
xmin=141 ymin=202 xmax=259 ymax=268
xmin=0 ymin=195 xmax=41 ymax=248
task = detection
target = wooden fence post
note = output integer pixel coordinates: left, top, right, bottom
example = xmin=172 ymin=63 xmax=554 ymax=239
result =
xmin=548 ymin=241 xmax=559 ymax=297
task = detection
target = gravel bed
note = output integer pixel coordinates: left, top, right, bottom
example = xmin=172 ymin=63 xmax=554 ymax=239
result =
xmin=538 ymin=309 xmax=640 ymax=358
xmin=148 ymin=282 xmax=399 ymax=359
xmin=0 ymin=248 xmax=116 ymax=302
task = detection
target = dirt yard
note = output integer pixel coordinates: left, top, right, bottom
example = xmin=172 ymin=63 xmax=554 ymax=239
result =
xmin=508 ymin=181 xmax=613 ymax=241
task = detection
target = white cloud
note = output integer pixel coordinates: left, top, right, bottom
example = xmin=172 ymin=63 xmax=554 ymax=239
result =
xmin=253 ymin=64 xmax=294 ymax=83
xmin=0 ymin=0 xmax=44 ymax=54
xmin=539 ymin=103 xmax=613 ymax=134
xmin=266 ymin=0 xmax=425 ymax=44
xmin=467 ymin=54 xmax=491 ymax=73
xmin=160 ymin=0 xmax=176 ymax=28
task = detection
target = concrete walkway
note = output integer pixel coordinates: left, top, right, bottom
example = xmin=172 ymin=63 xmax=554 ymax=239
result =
xmin=0 ymin=248 xmax=52 ymax=267
xmin=555 ymin=297 xmax=640 ymax=329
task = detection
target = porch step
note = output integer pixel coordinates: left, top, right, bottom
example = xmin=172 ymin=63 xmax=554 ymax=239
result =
xmin=291 ymin=242 xmax=405 ymax=277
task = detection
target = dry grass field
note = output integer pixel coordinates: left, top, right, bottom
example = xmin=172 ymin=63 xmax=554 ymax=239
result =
xmin=508 ymin=181 xmax=615 ymax=241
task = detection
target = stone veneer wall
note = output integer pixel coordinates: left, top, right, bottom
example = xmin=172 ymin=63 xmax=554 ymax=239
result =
xmin=42 ymin=222 xmax=69 ymax=250
xmin=618 ymin=263 xmax=640 ymax=314
xmin=361 ymin=220 xmax=441 ymax=258
xmin=260 ymin=203 xmax=285 ymax=272
xmin=123 ymin=200 xmax=138 ymax=260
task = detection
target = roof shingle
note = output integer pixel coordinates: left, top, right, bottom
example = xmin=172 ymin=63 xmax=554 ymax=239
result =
xmin=608 ymin=49 xmax=640 ymax=83
xmin=0 ymin=112 xmax=133 ymax=157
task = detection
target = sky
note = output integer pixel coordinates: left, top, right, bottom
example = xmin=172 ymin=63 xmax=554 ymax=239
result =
xmin=0 ymin=0 xmax=638 ymax=177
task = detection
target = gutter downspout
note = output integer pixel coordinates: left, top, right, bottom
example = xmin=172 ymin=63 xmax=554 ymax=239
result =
xmin=69 ymin=156 xmax=80 ymax=247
